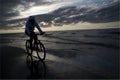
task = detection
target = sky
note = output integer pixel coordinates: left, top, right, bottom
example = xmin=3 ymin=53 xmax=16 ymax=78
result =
xmin=0 ymin=0 xmax=118 ymax=21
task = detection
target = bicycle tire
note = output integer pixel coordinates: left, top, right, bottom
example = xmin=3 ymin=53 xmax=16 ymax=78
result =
xmin=26 ymin=40 xmax=33 ymax=55
xmin=36 ymin=40 xmax=46 ymax=60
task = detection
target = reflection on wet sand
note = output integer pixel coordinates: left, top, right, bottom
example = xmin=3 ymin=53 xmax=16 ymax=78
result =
xmin=0 ymin=28 xmax=119 ymax=79
xmin=26 ymin=55 xmax=46 ymax=79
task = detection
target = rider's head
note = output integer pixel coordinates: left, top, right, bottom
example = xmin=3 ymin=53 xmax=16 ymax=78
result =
xmin=29 ymin=16 xmax=35 ymax=24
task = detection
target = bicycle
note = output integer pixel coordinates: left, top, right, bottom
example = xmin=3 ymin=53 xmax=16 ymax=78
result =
xmin=26 ymin=34 xmax=46 ymax=60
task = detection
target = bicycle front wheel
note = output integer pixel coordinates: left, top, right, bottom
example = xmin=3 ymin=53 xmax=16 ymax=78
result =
xmin=36 ymin=41 xmax=46 ymax=60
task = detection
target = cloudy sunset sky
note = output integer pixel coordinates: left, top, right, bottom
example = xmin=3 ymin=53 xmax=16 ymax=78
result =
xmin=0 ymin=0 xmax=119 ymax=31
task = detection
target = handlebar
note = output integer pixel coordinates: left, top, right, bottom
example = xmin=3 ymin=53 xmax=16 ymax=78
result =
xmin=35 ymin=32 xmax=45 ymax=35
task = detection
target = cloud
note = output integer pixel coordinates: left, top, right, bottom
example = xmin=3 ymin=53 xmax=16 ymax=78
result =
xmin=0 ymin=0 xmax=119 ymax=29
xmin=0 ymin=1 xmax=46 ymax=28
xmin=1 ymin=0 xmax=118 ymax=21
xmin=0 ymin=0 xmax=53 ymax=29
xmin=0 ymin=0 xmax=52 ymax=21
xmin=6 ymin=0 xmax=79 ymax=20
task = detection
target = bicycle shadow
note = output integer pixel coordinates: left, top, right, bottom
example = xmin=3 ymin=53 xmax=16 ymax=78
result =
xmin=26 ymin=55 xmax=46 ymax=79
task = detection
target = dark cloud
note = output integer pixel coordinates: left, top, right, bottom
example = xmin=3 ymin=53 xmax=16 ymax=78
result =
xmin=0 ymin=0 xmax=52 ymax=21
xmin=0 ymin=0 xmax=118 ymax=22
xmin=0 ymin=0 xmax=119 ymax=29
xmin=0 ymin=0 xmax=52 ymax=29
xmin=1 ymin=0 xmax=21 ymax=20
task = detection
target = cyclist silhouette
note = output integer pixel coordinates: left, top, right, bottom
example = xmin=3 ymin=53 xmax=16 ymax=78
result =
xmin=25 ymin=16 xmax=45 ymax=49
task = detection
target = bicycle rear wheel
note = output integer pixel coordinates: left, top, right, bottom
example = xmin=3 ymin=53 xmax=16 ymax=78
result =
xmin=26 ymin=40 xmax=33 ymax=54
xmin=36 ymin=40 xmax=46 ymax=60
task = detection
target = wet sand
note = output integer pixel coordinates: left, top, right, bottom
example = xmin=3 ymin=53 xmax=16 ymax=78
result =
xmin=0 ymin=28 xmax=119 ymax=79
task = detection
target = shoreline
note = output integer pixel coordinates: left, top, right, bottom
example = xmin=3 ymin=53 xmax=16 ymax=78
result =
xmin=0 ymin=27 xmax=119 ymax=34
xmin=0 ymin=21 xmax=119 ymax=34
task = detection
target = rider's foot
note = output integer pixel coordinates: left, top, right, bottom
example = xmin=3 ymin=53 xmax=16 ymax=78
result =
xmin=40 ymin=32 xmax=45 ymax=35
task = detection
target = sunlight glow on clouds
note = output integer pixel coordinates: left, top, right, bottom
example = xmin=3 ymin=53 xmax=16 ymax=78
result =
xmin=6 ymin=0 xmax=119 ymax=20
xmin=8 ymin=5 xmax=59 ymax=20
xmin=20 ymin=2 xmax=71 ymax=16
xmin=0 ymin=0 xmax=119 ymax=29
xmin=21 ymin=6 xmax=52 ymax=16
xmin=8 ymin=1 xmax=76 ymax=20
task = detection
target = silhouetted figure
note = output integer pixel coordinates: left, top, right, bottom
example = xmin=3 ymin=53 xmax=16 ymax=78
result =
xmin=25 ymin=16 xmax=45 ymax=49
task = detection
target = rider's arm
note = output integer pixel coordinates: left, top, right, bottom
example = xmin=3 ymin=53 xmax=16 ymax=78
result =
xmin=35 ymin=21 xmax=43 ymax=33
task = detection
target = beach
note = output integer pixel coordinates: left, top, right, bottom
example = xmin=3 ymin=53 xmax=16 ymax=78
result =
xmin=0 ymin=28 xmax=119 ymax=79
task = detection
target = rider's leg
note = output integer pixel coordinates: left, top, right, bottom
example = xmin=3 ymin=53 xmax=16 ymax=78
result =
xmin=30 ymin=34 xmax=34 ymax=49
xmin=33 ymin=34 xmax=37 ymax=44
